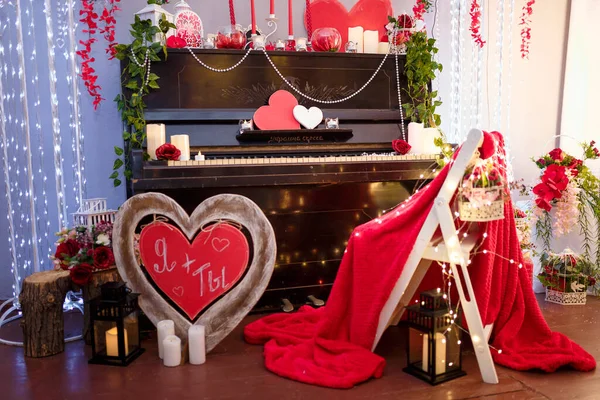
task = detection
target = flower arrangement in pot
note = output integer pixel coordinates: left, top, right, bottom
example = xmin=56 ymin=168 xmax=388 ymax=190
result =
xmin=385 ymin=14 xmax=416 ymax=54
xmin=458 ymin=159 xmax=506 ymax=222
xmin=537 ymin=250 xmax=594 ymax=305
xmin=51 ymin=221 xmax=116 ymax=286
xmin=402 ymin=30 xmax=443 ymax=155
xmin=531 ymin=141 xmax=600 ymax=266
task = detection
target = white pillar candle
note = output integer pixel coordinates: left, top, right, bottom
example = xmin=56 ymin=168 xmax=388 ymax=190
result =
xmin=188 ymin=325 xmax=206 ymax=365
xmin=162 ymin=335 xmax=182 ymax=367
xmin=146 ymin=124 xmax=166 ymax=160
xmin=422 ymin=332 xmax=447 ymax=374
xmin=170 ymin=134 xmax=190 ymax=161
xmin=106 ymin=327 xmax=128 ymax=357
xmin=363 ymin=30 xmax=379 ymax=53
xmin=377 ymin=42 xmax=389 ymax=54
xmin=157 ymin=320 xmax=174 ymax=359
xmin=348 ymin=26 xmax=364 ymax=53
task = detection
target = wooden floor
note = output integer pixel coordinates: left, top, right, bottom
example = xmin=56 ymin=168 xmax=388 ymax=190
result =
xmin=1 ymin=294 xmax=598 ymax=400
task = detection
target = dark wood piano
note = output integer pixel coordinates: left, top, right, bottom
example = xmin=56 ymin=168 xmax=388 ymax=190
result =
xmin=128 ymin=49 xmax=439 ymax=313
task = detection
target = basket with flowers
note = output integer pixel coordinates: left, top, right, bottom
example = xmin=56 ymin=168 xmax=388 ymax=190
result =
xmin=458 ymin=159 xmax=506 ymax=221
xmin=537 ymin=250 xmax=594 ymax=305
xmin=385 ymin=14 xmax=416 ymax=54
xmin=51 ymin=221 xmax=116 ymax=286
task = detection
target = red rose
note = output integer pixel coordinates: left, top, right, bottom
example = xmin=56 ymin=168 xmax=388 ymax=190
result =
xmin=397 ymin=14 xmax=414 ymax=28
xmin=535 ymin=196 xmax=552 ymax=212
xmin=536 ymin=158 xmax=546 ymax=166
xmin=156 ymin=143 xmax=181 ymax=161
xmin=488 ymin=168 xmax=500 ymax=181
xmin=589 ymin=277 xmax=596 ymax=286
xmin=166 ymin=35 xmax=186 ymax=49
xmin=54 ymin=239 xmax=81 ymax=270
xmin=93 ymin=247 xmax=115 ymax=270
xmin=548 ymin=148 xmax=564 ymax=161
xmin=392 ymin=139 xmax=411 ymax=155
xmin=86 ymin=248 xmax=94 ymax=257
xmin=541 ymin=164 xmax=568 ymax=193
xmin=544 ymin=265 xmax=553 ymax=274
xmin=533 ymin=182 xmax=558 ymax=201
xmin=70 ymin=263 xmax=94 ymax=286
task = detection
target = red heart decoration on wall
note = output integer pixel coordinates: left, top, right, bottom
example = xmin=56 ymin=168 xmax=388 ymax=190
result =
xmin=139 ymin=221 xmax=250 ymax=321
xmin=253 ymin=90 xmax=300 ymax=130
xmin=305 ymin=0 xmax=393 ymax=46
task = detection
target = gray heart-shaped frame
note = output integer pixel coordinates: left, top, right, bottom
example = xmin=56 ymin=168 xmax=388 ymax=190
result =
xmin=113 ymin=193 xmax=276 ymax=353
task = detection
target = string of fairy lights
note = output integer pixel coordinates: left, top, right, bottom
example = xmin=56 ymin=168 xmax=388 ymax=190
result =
xmin=0 ymin=0 xmax=87 ymax=305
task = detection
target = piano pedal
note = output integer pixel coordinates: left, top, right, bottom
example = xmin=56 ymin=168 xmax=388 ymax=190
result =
xmin=307 ymin=295 xmax=325 ymax=307
xmin=281 ymin=298 xmax=294 ymax=313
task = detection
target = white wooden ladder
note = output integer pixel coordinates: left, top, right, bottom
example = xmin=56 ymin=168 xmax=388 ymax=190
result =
xmin=372 ymin=128 xmax=499 ymax=384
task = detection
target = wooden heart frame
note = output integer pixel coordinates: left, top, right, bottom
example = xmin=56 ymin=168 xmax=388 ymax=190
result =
xmin=113 ymin=193 xmax=276 ymax=352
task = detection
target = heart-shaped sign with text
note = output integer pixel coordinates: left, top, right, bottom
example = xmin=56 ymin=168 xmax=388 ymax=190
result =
xmin=139 ymin=221 xmax=250 ymax=321
xmin=253 ymin=90 xmax=300 ymax=130
xmin=113 ymin=193 xmax=276 ymax=353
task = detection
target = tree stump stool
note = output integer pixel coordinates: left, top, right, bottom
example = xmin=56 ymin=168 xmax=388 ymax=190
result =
xmin=19 ymin=267 xmax=122 ymax=357
xmin=19 ymin=270 xmax=71 ymax=358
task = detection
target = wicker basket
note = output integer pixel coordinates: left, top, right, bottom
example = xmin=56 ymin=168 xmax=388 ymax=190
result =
xmin=545 ymin=288 xmax=587 ymax=305
xmin=458 ymin=187 xmax=505 ymax=222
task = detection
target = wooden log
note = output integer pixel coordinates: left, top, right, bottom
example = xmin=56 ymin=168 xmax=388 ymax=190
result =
xmin=81 ymin=268 xmax=122 ymax=345
xmin=19 ymin=270 xmax=71 ymax=358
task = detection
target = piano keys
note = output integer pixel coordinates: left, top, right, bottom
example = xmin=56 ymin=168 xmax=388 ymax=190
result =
xmin=126 ymin=49 xmax=439 ymax=313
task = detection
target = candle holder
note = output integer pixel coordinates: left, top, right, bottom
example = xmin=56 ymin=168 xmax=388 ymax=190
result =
xmin=251 ymin=34 xmax=266 ymax=51
xmin=345 ymin=41 xmax=358 ymax=53
xmin=325 ymin=118 xmax=339 ymax=129
xmin=285 ymin=37 xmax=296 ymax=52
xmin=295 ymin=37 xmax=308 ymax=52
xmin=88 ymin=282 xmax=145 ymax=367
xmin=275 ymin=39 xmax=285 ymax=51
xmin=404 ymin=289 xmax=466 ymax=385
xmin=203 ymin=36 xmax=215 ymax=49
xmin=239 ymin=119 xmax=254 ymax=133
xmin=264 ymin=15 xmax=278 ymax=42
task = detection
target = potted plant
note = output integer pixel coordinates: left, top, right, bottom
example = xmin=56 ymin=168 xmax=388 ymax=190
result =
xmin=402 ymin=31 xmax=443 ymax=154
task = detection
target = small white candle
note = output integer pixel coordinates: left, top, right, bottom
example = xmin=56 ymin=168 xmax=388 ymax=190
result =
xmin=146 ymin=124 xmax=166 ymax=160
xmin=162 ymin=335 xmax=181 ymax=367
xmin=188 ymin=325 xmax=206 ymax=365
xmin=363 ymin=30 xmax=379 ymax=53
xmin=170 ymin=134 xmax=190 ymax=161
xmin=157 ymin=320 xmax=174 ymax=359
xmin=106 ymin=327 xmax=128 ymax=357
xmin=194 ymin=152 xmax=205 ymax=161
xmin=377 ymin=42 xmax=389 ymax=54
xmin=348 ymin=26 xmax=364 ymax=53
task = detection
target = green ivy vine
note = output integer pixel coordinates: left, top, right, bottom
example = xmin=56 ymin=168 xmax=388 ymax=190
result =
xmin=111 ymin=11 xmax=175 ymax=187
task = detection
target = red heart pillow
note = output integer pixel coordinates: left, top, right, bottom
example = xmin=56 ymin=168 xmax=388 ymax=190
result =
xmin=253 ymin=90 xmax=300 ymax=130
xmin=305 ymin=0 xmax=393 ymax=46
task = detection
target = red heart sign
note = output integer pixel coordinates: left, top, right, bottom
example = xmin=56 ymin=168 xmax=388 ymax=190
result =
xmin=305 ymin=0 xmax=393 ymax=46
xmin=253 ymin=90 xmax=300 ymax=130
xmin=139 ymin=221 xmax=250 ymax=321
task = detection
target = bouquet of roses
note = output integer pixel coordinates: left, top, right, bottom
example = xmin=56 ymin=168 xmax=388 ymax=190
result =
xmin=51 ymin=221 xmax=115 ymax=286
xmin=460 ymin=160 xmax=504 ymax=207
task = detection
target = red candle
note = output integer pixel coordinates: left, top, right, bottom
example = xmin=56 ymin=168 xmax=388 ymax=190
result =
xmin=270 ymin=0 xmax=275 ymax=16
xmin=288 ymin=0 xmax=293 ymax=37
xmin=251 ymin=0 xmax=257 ymax=34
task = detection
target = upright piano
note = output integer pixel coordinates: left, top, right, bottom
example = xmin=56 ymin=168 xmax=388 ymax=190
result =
xmin=128 ymin=49 xmax=439 ymax=313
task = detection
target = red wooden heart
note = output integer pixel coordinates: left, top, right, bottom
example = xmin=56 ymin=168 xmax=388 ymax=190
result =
xmin=253 ymin=90 xmax=300 ymax=130
xmin=305 ymin=0 xmax=392 ymax=46
xmin=139 ymin=221 xmax=250 ymax=320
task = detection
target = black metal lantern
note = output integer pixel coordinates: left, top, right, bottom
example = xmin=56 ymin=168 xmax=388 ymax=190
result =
xmin=88 ymin=282 xmax=145 ymax=366
xmin=404 ymin=289 xmax=466 ymax=385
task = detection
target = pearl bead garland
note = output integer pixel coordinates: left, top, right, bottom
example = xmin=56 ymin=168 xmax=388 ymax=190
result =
xmin=131 ymin=47 xmax=152 ymax=94
xmin=183 ymin=45 xmax=406 ymax=135
xmin=187 ymin=47 xmax=253 ymax=72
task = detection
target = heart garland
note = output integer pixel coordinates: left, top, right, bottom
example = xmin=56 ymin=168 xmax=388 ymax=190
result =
xmin=113 ymin=193 xmax=276 ymax=353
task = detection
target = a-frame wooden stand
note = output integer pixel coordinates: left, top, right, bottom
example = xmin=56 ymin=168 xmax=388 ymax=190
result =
xmin=372 ymin=129 xmax=499 ymax=384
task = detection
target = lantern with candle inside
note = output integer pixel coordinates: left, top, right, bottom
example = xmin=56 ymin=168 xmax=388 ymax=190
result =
xmin=88 ymin=282 xmax=145 ymax=366
xmin=404 ymin=289 xmax=466 ymax=385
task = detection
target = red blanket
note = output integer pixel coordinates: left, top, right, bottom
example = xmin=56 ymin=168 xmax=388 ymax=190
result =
xmin=244 ymin=132 xmax=595 ymax=388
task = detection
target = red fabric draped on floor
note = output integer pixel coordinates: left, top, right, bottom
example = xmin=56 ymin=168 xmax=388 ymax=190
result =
xmin=244 ymin=132 xmax=596 ymax=389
